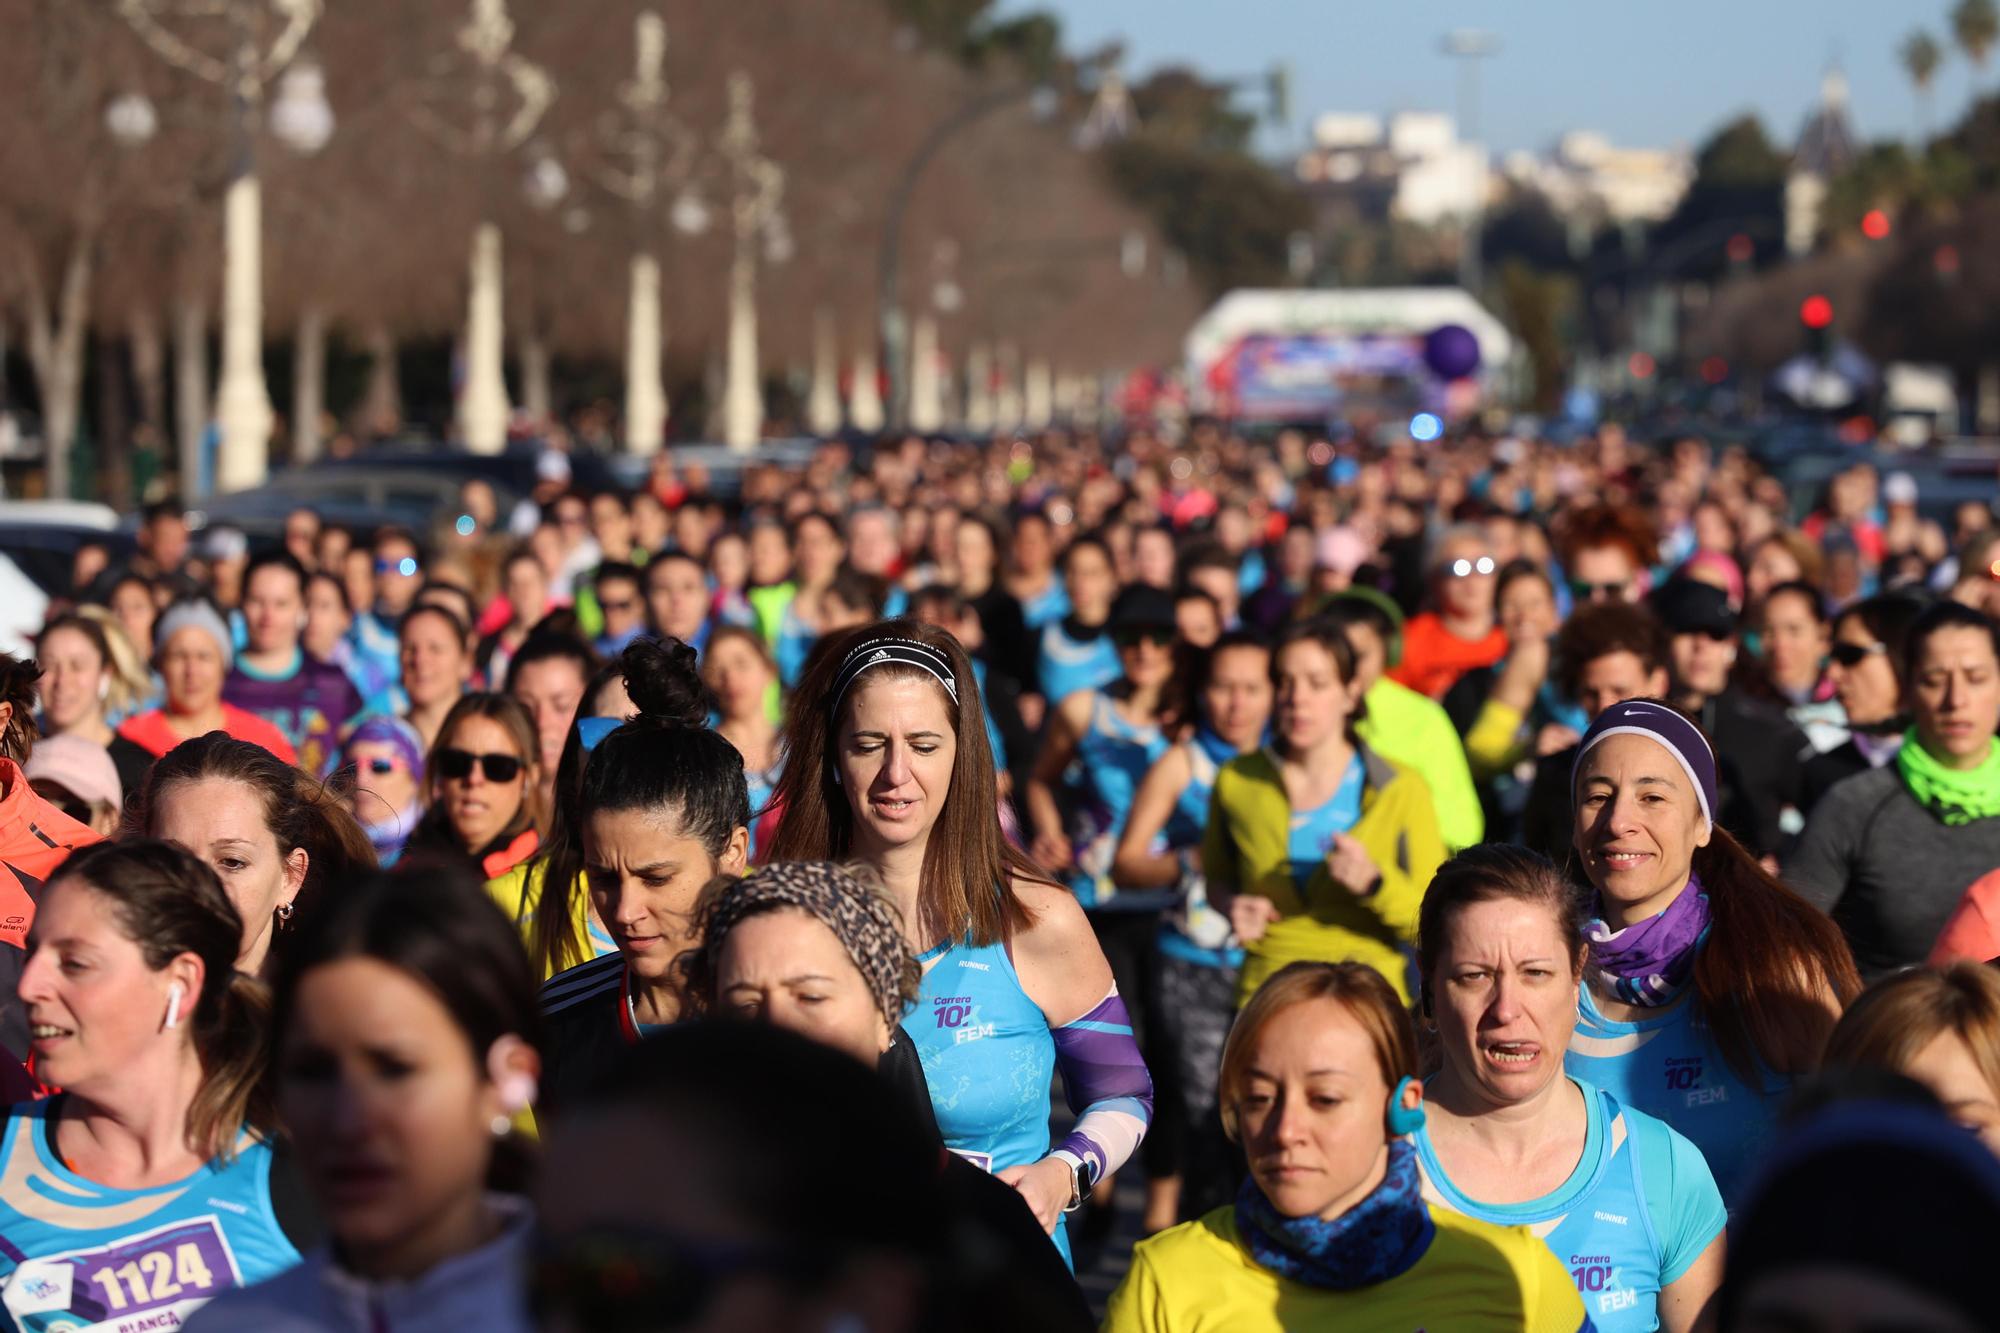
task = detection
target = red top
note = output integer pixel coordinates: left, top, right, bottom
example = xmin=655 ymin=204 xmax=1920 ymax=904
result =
xmin=0 ymin=758 xmax=101 ymax=952
xmin=117 ymin=703 xmax=299 ymax=766
xmin=1387 ymin=612 xmax=1508 ymax=701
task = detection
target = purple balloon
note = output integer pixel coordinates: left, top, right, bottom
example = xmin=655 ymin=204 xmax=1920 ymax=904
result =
xmin=1424 ymin=324 xmax=1481 ymax=380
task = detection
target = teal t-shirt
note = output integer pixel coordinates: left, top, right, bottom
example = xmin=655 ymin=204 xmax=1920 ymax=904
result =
xmin=1415 ymin=1078 xmax=1725 ymax=1332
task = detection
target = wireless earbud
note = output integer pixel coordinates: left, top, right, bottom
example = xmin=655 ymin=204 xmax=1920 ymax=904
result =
xmin=163 ymin=982 xmax=184 ymax=1032
xmin=97 ymin=678 xmax=111 ymax=702
xmin=1386 ymin=1075 xmax=1426 ymax=1136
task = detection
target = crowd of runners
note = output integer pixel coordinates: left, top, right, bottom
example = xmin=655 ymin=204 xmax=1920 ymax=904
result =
xmin=0 ymin=422 xmax=1995 ymax=1331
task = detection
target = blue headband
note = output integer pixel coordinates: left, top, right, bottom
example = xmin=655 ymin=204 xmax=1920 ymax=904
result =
xmin=828 ymin=636 xmax=960 ymax=720
xmin=1572 ymin=699 xmax=1718 ymax=832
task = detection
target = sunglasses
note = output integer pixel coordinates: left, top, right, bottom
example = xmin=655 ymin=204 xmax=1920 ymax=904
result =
xmin=436 ymin=748 xmax=524 ymax=783
xmin=530 ymin=1228 xmax=809 ymax=1333
xmin=1448 ymin=556 xmax=1496 ymax=578
xmin=374 ymin=557 xmax=420 ymax=578
xmin=366 ymin=757 xmax=401 ymax=776
xmin=1113 ymin=628 xmax=1175 ymax=649
xmin=599 ymin=597 xmax=638 ymax=614
xmin=1569 ymin=578 xmax=1629 ymax=600
xmin=1829 ymin=641 xmax=1887 ymax=669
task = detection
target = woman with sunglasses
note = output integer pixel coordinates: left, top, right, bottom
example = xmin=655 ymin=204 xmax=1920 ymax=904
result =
xmin=1566 ymin=699 xmax=1859 ymax=1205
xmin=1801 ymin=593 xmax=1926 ymax=811
xmin=128 ymin=733 xmax=377 ymax=974
xmin=1388 ymin=526 xmax=1506 ymax=702
xmin=1791 ymin=601 xmax=2000 ymax=980
xmin=398 ymin=604 xmax=474 ymax=750
xmin=1205 ymin=617 xmax=1445 ymax=1006
xmin=403 ymin=693 xmax=545 ymax=883
xmin=189 ymin=866 xmax=542 ymax=1332
xmin=535 ymin=715 xmax=748 ymax=1113
xmin=765 ymin=621 xmax=1149 ymax=1266
xmin=326 ymin=715 xmax=427 ymax=865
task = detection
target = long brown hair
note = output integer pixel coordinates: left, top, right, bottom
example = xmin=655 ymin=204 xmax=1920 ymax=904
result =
xmin=418 ymin=692 xmax=546 ymax=846
xmin=126 ymin=733 xmax=379 ymax=967
xmin=52 ymin=840 xmax=273 ymax=1159
xmin=1694 ymin=827 xmax=1860 ymax=1081
xmin=764 ymin=619 xmax=1042 ymax=948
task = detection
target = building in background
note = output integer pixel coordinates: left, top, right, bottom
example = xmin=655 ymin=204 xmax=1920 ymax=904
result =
xmin=1501 ymin=132 xmax=1693 ymax=225
xmin=1786 ymin=66 xmax=1859 ymax=255
xmin=1295 ymin=110 xmax=1489 ymax=226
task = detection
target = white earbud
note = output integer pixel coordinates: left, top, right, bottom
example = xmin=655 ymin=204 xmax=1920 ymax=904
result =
xmin=97 ymin=678 xmax=111 ymax=702
xmin=163 ymin=982 xmax=184 ymax=1031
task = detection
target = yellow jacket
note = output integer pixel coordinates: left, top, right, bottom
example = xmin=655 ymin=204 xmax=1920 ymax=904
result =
xmin=484 ymin=857 xmax=595 ymax=983
xmin=1202 ymin=744 xmax=1444 ymax=1004
xmin=1103 ymin=1203 xmax=1586 ymax=1333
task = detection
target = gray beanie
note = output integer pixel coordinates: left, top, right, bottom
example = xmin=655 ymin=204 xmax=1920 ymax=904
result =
xmin=153 ymin=600 xmax=235 ymax=671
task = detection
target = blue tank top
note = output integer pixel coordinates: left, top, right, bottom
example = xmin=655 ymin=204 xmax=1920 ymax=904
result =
xmin=1285 ymin=754 xmax=1366 ymax=886
xmin=1158 ymin=732 xmax=1246 ymax=970
xmin=1020 ymin=581 xmax=1071 ymax=630
xmin=1415 ymin=1080 xmax=1726 ymax=1333
xmin=909 ymin=933 xmax=1070 ymax=1265
xmin=0 ymin=1101 xmax=301 ymax=1332
xmin=775 ymin=602 xmax=818 ymax=689
xmin=1565 ymin=978 xmax=1783 ymax=1209
xmin=1068 ymin=694 xmax=1170 ymax=911
xmin=1038 ymin=621 xmax=1119 ymax=705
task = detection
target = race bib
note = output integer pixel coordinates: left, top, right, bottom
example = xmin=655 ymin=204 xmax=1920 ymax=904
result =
xmin=3 ymin=1215 xmax=241 ymax=1332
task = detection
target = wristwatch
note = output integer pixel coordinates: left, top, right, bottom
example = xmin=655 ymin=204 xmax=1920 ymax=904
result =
xmin=1052 ymin=1150 xmax=1088 ymax=1213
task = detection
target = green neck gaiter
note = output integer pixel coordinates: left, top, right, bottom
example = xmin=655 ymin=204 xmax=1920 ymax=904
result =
xmin=1898 ymin=730 xmax=2000 ymax=826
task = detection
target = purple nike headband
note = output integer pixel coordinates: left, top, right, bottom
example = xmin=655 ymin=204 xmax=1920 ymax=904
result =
xmin=1571 ymin=699 xmax=1718 ymax=832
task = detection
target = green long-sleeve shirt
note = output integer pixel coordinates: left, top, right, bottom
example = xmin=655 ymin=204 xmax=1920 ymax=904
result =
xmin=1356 ymin=676 xmax=1484 ymax=852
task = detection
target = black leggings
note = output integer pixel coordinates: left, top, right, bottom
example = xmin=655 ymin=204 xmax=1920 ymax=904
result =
xmin=1084 ymin=908 xmax=1180 ymax=1181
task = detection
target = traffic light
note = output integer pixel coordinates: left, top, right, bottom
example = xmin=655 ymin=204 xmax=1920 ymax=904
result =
xmin=1861 ymin=209 xmax=1891 ymax=240
xmin=1800 ymin=293 xmax=1833 ymax=360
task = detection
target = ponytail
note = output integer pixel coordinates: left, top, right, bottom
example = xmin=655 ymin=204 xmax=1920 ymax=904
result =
xmin=1692 ymin=827 xmax=1862 ymax=1082
xmin=188 ymin=971 xmax=276 ymax=1161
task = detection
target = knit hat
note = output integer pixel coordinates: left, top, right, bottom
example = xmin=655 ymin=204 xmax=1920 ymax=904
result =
xmin=699 ymin=861 xmax=919 ymax=1028
xmin=24 ymin=735 xmax=121 ymax=809
xmin=153 ymin=600 xmax=234 ymax=671
xmin=1573 ymin=698 xmax=1718 ymax=834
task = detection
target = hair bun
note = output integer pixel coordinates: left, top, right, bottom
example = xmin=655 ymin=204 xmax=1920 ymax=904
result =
xmin=619 ymin=635 xmax=711 ymax=726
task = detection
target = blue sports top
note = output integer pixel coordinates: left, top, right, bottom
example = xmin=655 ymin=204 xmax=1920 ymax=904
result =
xmin=1284 ymin=753 xmax=1366 ymax=887
xmin=1564 ymin=976 xmax=1782 ymax=1210
xmin=0 ymin=1101 xmax=301 ymax=1332
xmin=1415 ymin=1079 xmax=1726 ymax=1333
xmin=1067 ymin=694 xmax=1170 ymax=911
xmin=1159 ymin=733 xmax=1245 ymax=970
xmin=1020 ymin=581 xmax=1071 ymax=631
xmin=908 ymin=933 xmax=1070 ymax=1267
xmin=774 ymin=601 xmax=818 ymax=689
xmin=1038 ymin=620 xmax=1120 ymax=706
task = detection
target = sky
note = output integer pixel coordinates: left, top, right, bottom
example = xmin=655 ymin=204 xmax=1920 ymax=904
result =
xmin=992 ymin=0 xmax=1987 ymax=159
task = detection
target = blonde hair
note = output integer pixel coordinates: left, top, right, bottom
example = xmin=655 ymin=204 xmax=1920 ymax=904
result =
xmin=1219 ymin=961 xmax=1416 ymax=1141
xmin=68 ymin=606 xmax=151 ymax=716
xmin=1824 ymin=963 xmax=2000 ymax=1103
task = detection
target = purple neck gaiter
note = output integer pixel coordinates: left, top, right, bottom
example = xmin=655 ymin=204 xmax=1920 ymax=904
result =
xmin=1583 ymin=874 xmax=1711 ymax=1007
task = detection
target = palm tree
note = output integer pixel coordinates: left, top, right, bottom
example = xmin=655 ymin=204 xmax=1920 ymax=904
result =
xmin=1953 ymin=0 xmax=1999 ymax=85
xmin=1903 ymin=29 xmax=1943 ymax=142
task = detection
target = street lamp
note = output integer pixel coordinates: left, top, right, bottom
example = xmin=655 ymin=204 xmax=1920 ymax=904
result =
xmin=404 ymin=0 xmax=556 ymax=455
xmin=717 ymin=72 xmax=786 ymax=453
xmin=1440 ymin=29 xmax=1499 ymax=297
xmin=115 ymin=0 xmax=328 ymax=496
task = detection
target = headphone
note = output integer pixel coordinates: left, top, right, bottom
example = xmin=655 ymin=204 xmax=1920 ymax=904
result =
xmin=163 ymin=982 xmax=184 ymax=1032
xmin=97 ymin=677 xmax=111 ymax=702
xmin=1326 ymin=587 xmax=1407 ymax=668
xmin=1386 ymin=1075 xmax=1427 ymax=1136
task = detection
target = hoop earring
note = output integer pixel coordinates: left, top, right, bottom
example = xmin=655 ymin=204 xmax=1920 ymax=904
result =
xmin=274 ymin=902 xmax=296 ymax=931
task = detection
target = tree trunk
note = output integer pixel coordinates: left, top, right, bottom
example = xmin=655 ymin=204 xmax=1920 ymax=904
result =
xmin=517 ymin=325 xmax=552 ymax=426
xmin=128 ymin=307 xmax=166 ymax=435
xmin=358 ymin=322 xmax=401 ymax=439
xmin=292 ymin=304 xmax=326 ymax=463
xmin=173 ymin=291 xmax=209 ymax=501
xmin=23 ymin=241 xmax=94 ymax=501
xmin=95 ymin=328 xmax=132 ymax=507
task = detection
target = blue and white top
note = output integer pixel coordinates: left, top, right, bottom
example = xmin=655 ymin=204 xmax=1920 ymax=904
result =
xmin=907 ymin=934 xmax=1069 ymax=1266
xmin=1415 ymin=1079 xmax=1726 ymax=1333
xmin=1158 ymin=731 xmax=1244 ymax=971
xmin=1565 ymin=974 xmax=1783 ymax=1210
xmin=0 ymin=1101 xmax=302 ymax=1332
xmin=1038 ymin=620 xmax=1119 ymax=707
xmin=1019 ymin=580 xmax=1070 ymax=631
